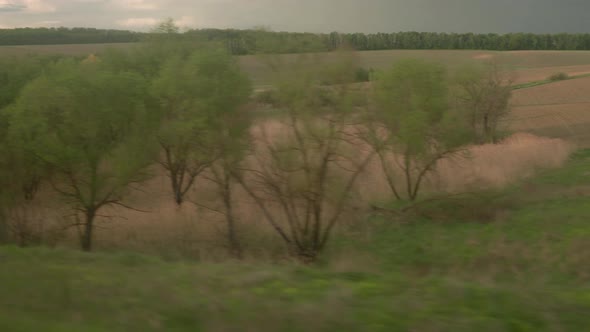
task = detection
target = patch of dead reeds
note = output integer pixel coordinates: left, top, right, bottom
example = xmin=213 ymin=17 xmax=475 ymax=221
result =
xmin=3 ymin=127 xmax=573 ymax=261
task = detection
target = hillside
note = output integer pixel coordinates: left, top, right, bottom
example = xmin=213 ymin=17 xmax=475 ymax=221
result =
xmin=2 ymin=149 xmax=590 ymax=331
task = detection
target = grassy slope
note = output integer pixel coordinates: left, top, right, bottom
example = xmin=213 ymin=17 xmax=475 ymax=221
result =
xmin=1 ymin=150 xmax=590 ymax=331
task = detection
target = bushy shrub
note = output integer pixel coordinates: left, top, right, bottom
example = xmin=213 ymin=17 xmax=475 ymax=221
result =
xmin=549 ymin=72 xmax=569 ymax=81
xmin=355 ymin=67 xmax=371 ymax=82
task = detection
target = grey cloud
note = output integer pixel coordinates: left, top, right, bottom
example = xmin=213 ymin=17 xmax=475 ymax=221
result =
xmin=0 ymin=3 xmax=26 ymax=12
xmin=0 ymin=0 xmax=589 ymax=33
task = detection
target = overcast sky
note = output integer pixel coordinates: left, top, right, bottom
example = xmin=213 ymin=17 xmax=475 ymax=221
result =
xmin=1 ymin=0 xmax=589 ymax=33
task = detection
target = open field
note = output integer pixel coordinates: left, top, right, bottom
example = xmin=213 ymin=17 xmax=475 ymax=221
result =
xmin=2 ymin=149 xmax=590 ymax=331
xmin=3 ymin=42 xmax=590 ymax=331
xmin=2 ymin=43 xmax=589 ymax=144
xmin=0 ymin=43 xmax=138 ymax=57
xmin=506 ymin=76 xmax=590 ymax=147
xmin=3 ymin=43 xmax=590 ymax=85
xmin=239 ymin=49 xmax=590 ymax=87
xmin=512 ymin=76 xmax=590 ymax=106
xmin=511 ymin=65 xmax=590 ymax=84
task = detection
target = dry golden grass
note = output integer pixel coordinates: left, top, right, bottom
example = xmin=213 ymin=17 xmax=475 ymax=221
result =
xmin=2 ymin=111 xmax=575 ymax=258
xmin=92 ymin=172 xmax=289 ymax=262
xmin=96 ymin=131 xmax=571 ymax=259
xmin=434 ymin=133 xmax=574 ymax=192
xmin=358 ymin=133 xmax=573 ymax=202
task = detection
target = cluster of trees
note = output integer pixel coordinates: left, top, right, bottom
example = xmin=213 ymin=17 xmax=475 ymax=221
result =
xmin=189 ymin=30 xmax=590 ymax=54
xmin=0 ymin=24 xmax=513 ymax=261
xmin=326 ymin=31 xmax=590 ymax=52
xmin=0 ymin=27 xmax=141 ymax=45
xmin=2 ymin=25 xmax=590 ymax=53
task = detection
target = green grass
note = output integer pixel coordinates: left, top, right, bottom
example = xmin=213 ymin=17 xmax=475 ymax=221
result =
xmin=1 ymin=150 xmax=590 ymax=331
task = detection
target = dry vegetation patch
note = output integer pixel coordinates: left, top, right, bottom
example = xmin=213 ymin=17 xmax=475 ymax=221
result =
xmin=434 ymin=133 xmax=574 ymax=192
xmin=27 ymin=114 xmax=569 ymax=259
xmin=1 ymin=131 xmax=574 ymax=260
xmin=359 ymin=133 xmax=573 ymax=202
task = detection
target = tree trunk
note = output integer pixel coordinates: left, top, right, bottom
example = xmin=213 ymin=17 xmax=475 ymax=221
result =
xmin=169 ymin=169 xmax=184 ymax=206
xmin=173 ymin=184 xmax=183 ymax=206
xmin=222 ymin=175 xmax=242 ymax=259
xmin=80 ymin=209 xmax=95 ymax=252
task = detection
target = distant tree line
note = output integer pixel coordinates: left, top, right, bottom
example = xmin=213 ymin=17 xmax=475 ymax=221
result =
xmin=2 ymin=27 xmax=590 ymax=53
xmin=188 ymin=30 xmax=590 ymax=54
xmin=0 ymin=27 xmax=141 ymax=45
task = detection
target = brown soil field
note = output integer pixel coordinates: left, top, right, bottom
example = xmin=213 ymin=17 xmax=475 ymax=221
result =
xmin=507 ymin=76 xmax=590 ymax=146
xmin=511 ymin=65 xmax=590 ymax=84
xmin=507 ymin=103 xmax=590 ymax=131
xmin=496 ymin=50 xmax=590 ymax=69
xmin=512 ymin=76 xmax=590 ymax=106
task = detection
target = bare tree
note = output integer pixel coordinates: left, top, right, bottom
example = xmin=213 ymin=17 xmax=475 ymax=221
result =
xmin=455 ymin=61 xmax=514 ymax=144
xmin=235 ymin=52 xmax=374 ymax=262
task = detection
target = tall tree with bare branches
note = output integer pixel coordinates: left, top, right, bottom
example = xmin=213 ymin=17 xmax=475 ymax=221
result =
xmin=455 ymin=61 xmax=513 ymax=144
xmin=236 ymin=52 xmax=374 ymax=262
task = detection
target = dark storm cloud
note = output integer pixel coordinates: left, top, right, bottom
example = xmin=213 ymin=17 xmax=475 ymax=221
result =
xmin=0 ymin=0 xmax=589 ymax=33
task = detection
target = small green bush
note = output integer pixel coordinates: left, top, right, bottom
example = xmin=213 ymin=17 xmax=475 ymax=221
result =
xmin=354 ymin=67 xmax=371 ymax=82
xmin=548 ymin=72 xmax=569 ymax=81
